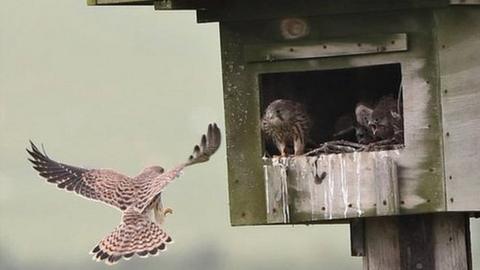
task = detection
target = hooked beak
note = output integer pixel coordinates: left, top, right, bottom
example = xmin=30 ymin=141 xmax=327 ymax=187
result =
xmin=370 ymin=124 xmax=377 ymax=136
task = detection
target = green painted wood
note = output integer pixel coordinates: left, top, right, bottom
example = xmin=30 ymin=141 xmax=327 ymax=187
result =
xmin=244 ymin=33 xmax=408 ymax=63
xmin=222 ymin=10 xmax=446 ymax=225
xmin=220 ymin=24 xmax=268 ymax=226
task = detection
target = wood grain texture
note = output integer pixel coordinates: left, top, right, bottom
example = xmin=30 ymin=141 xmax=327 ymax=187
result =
xmin=220 ymin=24 xmax=268 ymax=226
xmin=264 ymin=159 xmax=289 ymax=223
xmin=264 ymin=151 xmax=400 ymax=223
xmin=245 ymin=33 xmax=408 ymax=63
xmin=436 ymin=8 xmax=480 ymax=211
xmin=433 ymin=214 xmax=471 ymax=270
xmin=363 ymin=214 xmax=471 ymax=270
xmin=374 ymin=154 xmax=399 ymax=215
xmin=364 ymin=217 xmax=401 ymax=270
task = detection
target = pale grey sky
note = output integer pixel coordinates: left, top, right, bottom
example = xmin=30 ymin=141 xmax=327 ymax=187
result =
xmin=0 ymin=1 xmax=478 ymax=270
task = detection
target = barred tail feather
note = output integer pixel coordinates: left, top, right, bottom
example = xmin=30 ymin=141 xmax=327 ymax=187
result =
xmin=91 ymin=210 xmax=173 ymax=265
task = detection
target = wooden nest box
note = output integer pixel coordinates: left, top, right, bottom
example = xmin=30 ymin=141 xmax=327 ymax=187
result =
xmin=88 ymin=0 xmax=480 ymax=226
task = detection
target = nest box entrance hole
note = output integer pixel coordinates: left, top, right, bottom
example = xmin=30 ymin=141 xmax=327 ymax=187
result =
xmin=259 ymin=63 xmax=404 ymax=156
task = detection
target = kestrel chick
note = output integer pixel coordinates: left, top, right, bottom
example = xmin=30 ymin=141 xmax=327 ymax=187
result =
xmin=262 ymin=99 xmax=311 ymax=156
xmin=27 ymin=123 xmax=221 ymax=265
xmin=369 ymin=95 xmax=401 ymax=140
xmin=354 ymin=103 xmax=376 ymax=144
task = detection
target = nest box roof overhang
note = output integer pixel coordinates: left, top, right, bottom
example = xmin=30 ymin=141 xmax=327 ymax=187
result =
xmin=87 ymin=0 xmax=459 ymax=23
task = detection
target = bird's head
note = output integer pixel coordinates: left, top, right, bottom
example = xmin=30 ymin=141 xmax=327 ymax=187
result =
xmin=368 ymin=114 xmax=391 ymax=139
xmin=262 ymin=100 xmax=292 ymax=129
xmin=355 ymin=125 xmax=373 ymax=144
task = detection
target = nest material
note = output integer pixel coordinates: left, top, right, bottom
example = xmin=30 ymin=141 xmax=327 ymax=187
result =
xmin=305 ymin=138 xmax=403 ymax=156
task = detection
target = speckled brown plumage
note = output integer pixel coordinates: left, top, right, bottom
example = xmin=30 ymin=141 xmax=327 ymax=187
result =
xmin=354 ymin=103 xmax=376 ymax=144
xmin=262 ymin=99 xmax=311 ymax=156
xmin=27 ymin=123 xmax=221 ymax=265
xmin=369 ymin=95 xmax=403 ymax=140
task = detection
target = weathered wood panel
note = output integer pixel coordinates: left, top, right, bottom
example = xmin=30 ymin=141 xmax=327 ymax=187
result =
xmin=264 ymin=151 xmax=400 ymax=223
xmin=374 ymin=153 xmax=399 ymax=215
xmin=364 ymin=217 xmax=401 ymax=270
xmin=245 ymin=33 xmax=408 ymax=63
xmin=436 ymin=8 xmax=480 ymax=212
xmin=264 ymin=158 xmax=289 ymax=223
xmin=223 ymin=10 xmax=445 ymax=225
xmin=220 ymin=24 xmax=268 ymax=226
xmin=432 ymin=214 xmax=471 ymax=270
xmin=363 ymin=214 xmax=471 ymax=270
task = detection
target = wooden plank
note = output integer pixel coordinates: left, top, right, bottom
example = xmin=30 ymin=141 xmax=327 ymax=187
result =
xmin=436 ymin=8 xmax=480 ymax=212
xmin=450 ymin=0 xmax=480 ymax=4
xmin=264 ymin=151 xmax=398 ymax=223
xmin=364 ymin=217 xmax=401 ymax=270
xmin=244 ymin=33 xmax=408 ymax=63
xmin=363 ymin=214 xmax=471 ymax=270
xmin=287 ymin=156 xmax=318 ymax=222
xmin=398 ymin=215 xmax=435 ymax=269
xmin=88 ymin=0 xmax=152 ymax=5
xmin=354 ymin=152 xmax=377 ymax=217
xmin=154 ymin=0 xmax=217 ymax=10
xmin=220 ymin=24 xmax=268 ymax=226
xmin=264 ymin=159 xmax=289 ymax=223
xmin=374 ymin=153 xmax=399 ymax=215
xmin=197 ymin=0 xmax=448 ymax=23
xmin=432 ymin=214 xmax=471 ymax=270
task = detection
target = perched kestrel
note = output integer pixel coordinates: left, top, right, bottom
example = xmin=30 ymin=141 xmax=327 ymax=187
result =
xmin=27 ymin=123 xmax=221 ymax=265
xmin=261 ymin=99 xmax=311 ymax=156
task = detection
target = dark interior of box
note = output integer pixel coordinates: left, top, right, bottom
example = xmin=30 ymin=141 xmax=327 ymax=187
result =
xmin=259 ymin=63 xmax=403 ymax=156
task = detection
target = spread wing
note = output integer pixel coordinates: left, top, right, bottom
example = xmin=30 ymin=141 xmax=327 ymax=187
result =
xmin=136 ymin=123 xmax=221 ymax=212
xmin=27 ymin=141 xmax=135 ymax=211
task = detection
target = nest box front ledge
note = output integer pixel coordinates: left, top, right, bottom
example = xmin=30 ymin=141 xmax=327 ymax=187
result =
xmin=264 ymin=150 xmax=404 ymax=224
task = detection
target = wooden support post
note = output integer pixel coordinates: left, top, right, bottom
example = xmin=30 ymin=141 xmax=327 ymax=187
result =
xmin=360 ymin=213 xmax=471 ymax=270
xmin=350 ymin=218 xmax=365 ymax=257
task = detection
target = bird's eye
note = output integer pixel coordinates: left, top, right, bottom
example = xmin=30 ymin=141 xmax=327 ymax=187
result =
xmin=276 ymin=110 xmax=281 ymax=115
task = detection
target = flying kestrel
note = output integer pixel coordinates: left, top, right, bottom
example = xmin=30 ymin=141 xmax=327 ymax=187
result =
xmin=27 ymin=123 xmax=221 ymax=265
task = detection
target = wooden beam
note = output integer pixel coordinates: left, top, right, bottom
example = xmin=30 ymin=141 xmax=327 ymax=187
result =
xmin=244 ymin=33 xmax=408 ymax=63
xmin=87 ymin=0 xmax=153 ymax=5
xmin=364 ymin=216 xmax=401 ymax=270
xmin=363 ymin=214 xmax=471 ymax=270
xmin=350 ymin=218 xmax=366 ymax=257
xmin=450 ymin=0 xmax=480 ymax=4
